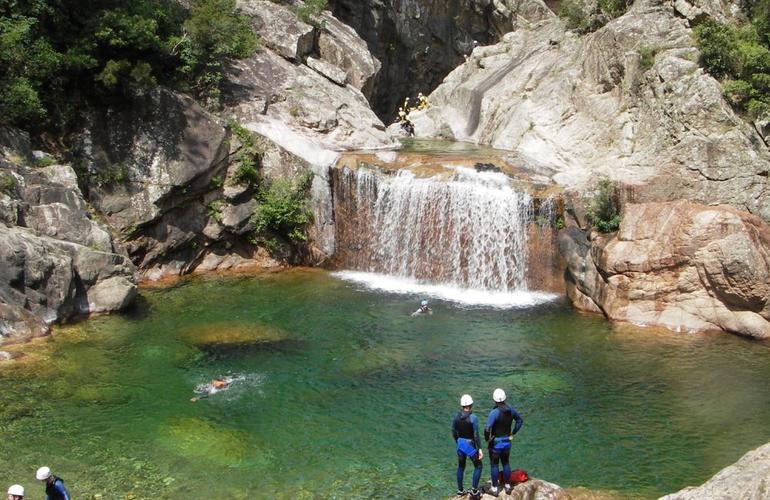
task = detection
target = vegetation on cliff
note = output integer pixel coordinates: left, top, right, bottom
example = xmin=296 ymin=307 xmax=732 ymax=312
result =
xmin=0 ymin=0 xmax=257 ymax=130
xmin=558 ymin=0 xmax=633 ymax=33
xmin=694 ymin=6 xmax=770 ymax=119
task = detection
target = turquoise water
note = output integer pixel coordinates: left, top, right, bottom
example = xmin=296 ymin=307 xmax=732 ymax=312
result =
xmin=1 ymin=269 xmax=770 ymax=499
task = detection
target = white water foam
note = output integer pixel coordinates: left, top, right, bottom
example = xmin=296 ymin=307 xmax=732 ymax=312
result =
xmin=333 ymin=271 xmax=559 ymax=308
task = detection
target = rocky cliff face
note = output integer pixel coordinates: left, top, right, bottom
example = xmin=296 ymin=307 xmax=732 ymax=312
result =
xmin=411 ymin=0 xmax=770 ymax=222
xmin=560 ymin=201 xmax=770 ymax=338
xmin=0 ymin=128 xmax=137 ymax=344
xmin=329 ymin=0 xmax=554 ymax=120
xmin=659 ymin=440 xmax=770 ymax=499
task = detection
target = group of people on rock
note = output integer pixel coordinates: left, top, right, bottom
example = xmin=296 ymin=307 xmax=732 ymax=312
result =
xmin=452 ymin=388 xmax=523 ymax=499
xmin=6 ymin=467 xmax=70 ymax=500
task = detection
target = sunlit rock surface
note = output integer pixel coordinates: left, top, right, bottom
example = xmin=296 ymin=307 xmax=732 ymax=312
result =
xmin=659 ymin=441 xmax=770 ymax=499
xmin=413 ymin=0 xmax=770 ymax=222
xmin=180 ymin=322 xmax=291 ymax=349
xmin=227 ymin=0 xmax=393 ymax=153
xmin=560 ymin=201 xmax=770 ymax=338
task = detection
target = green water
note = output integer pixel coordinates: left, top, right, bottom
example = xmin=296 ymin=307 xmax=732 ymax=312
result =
xmin=2 ymin=269 xmax=770 ymax=499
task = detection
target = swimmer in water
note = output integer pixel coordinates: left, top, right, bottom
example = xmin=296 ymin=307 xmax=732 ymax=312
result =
xmin=190 ymin=376 xmax=234 ymax=402
xmin=411 ymin=300 xmax=433 ymax=317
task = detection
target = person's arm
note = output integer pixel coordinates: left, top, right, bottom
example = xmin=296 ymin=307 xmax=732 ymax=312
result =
xmin=54 ymin=480 xmax=71 ymax=500
xmin=511 ymin=407 xmax=523 ymax=435
xmin=471 ymin=414 xmax=481 ymax=447
xmin=484 ymin=408 xmax=498 ymax=442
xmin=451 ymin=414 xmax=459 ymax=442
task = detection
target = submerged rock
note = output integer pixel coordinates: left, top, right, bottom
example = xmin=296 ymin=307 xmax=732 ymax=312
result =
xmin=560 ymin=201 xmax=770 ymax=338
xmin=157 ymin=417 xmax=259 ymax=466
xmin=659 ymin=440 xmax=770 ymax=499
xmin=180 ymin=322 xmax=291 ymax=349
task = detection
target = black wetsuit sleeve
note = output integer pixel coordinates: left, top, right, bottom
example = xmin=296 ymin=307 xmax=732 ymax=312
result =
xmin=512 ymin=408 xmax=524 ymax=435
xmin=451 ymin=413 xmax=459 ymax=442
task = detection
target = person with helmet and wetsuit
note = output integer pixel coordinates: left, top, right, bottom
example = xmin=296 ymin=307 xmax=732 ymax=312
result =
xmin=35 ymin=467 xmax=70 ymax=500
xmin=451 ymin=394 xmax=483 ymax=499
xmin=484 ymin=388 xmax=523 ymax=497
xmin=411 ymin=300 xmax=432 ymax=317
xmin=7 ymin=484 xmax=24 ymax=500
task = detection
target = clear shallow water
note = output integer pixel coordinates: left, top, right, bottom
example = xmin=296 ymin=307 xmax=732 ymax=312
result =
xmin=1 ymin=269 xmax=770 ymax=499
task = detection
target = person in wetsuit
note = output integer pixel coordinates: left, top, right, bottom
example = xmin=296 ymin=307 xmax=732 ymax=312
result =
xmin=35 ymin=467 xmax=70 ymax=500
xmin=451 ymin=394 xmax=483 ymax=499
xmin=411 ymin=300 xmax=432 ymax=317
xmin=484 ymin=388 xmax=523 ymax=497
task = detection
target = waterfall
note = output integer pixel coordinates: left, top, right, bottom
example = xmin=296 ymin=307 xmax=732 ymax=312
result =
xmin=333 ymin=165 xmax=536 ymax=291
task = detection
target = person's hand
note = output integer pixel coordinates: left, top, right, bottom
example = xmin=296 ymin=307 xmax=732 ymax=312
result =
xmin=477 ymin=449 xmax=483 ymax=460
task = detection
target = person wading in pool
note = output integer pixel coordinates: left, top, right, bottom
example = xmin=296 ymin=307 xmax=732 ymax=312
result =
xmin=411 ymin=300 xmax=432 ymax=317
xmin=484 ymin=388 xmax=523 ymax=497
xmin=451 ymin=394 xmax=483 ymax=499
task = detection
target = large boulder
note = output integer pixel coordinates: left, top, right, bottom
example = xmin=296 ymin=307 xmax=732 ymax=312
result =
xmin=413 ymin=0 xmax=770 ymax=222
xmin=0 ymin=134 xmax=138 ymax=341
xmin=0 ymin=225 xmax=137 ymax=343
xmin=659 ymin=441 xmax=770 ymax=499
xmin=223 ymin=2 xmax=393 ymax=153
xmin=560 ymin=201 xmax=770 ymax=338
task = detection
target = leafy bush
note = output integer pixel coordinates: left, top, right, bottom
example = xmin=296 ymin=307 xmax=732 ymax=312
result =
xmin=0 ymin=173 xmax=17 ymax=195
xmin=694 ymin=16 xmax=770 ymax=119
xmin=252 ymin=173 xmax=314 ymax=244
xmin=638 ymin=45 xmax=659 ymax=71
xmin=587 ymin=178 xmax=621 ymax=233
xmin=559 ymin=0 xmax=592 ymax=32
xmin=228 ymin=122 xmax=263 ymax=186
xmin=558 ymin=0 xmax=631 ymax=33
xmin=0 ymin=0 xmax=258 ymax=129
xmin=295 ymin=0 xmax=328 ymax=24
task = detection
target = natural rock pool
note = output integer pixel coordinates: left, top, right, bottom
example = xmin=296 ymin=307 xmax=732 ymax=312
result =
xmin=2 ymin=269 xmax=770 ymax=499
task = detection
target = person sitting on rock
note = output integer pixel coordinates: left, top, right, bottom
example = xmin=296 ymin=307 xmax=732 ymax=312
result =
xmin=411 ymin=300 xmax=432 ymax=316
xmin=190 ymin=376 xmax=233 ymax=402
xmin=452 ymin=394 xmax=483 ymax=499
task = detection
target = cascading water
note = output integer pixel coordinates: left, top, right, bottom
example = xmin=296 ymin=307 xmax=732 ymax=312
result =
xmin=332 ymin=165 xmax=537 ymax=291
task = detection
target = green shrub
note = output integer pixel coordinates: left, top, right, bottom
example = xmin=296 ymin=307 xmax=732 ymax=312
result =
xmin=588 ymin=178 xmax=621 ymax=233
xmin=694 ymin=19 xmax=739 ymax=78
xmin=295 ymin=0 xmax=328 ymax=24
xmin=0 ymin=173 xmax=17 ymax=195
xmin=92 ymin=164 xmax=129 ymax=187
xmin=559 ymin=0 xmax=591 ymax=32
xmin=0 ymin=0 xmax=258 ymax=129
xmin=206 ymin=199 xmax=225 ymax=222
xmin=638 ymin=45 xmax=659 ymax=71
xmin=252 ymin=172 xmax=314 ymax=244
xmin=723 ymin=79 xmax=754 ymax=107
xmin=228 ymin=122 xmax=263 ymax=186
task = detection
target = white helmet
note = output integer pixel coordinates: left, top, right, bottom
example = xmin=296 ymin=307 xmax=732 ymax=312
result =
xmin=35 ymin=466 xmax=51 ymax=481
xmin=492 ymin=388 xmax=506 ymax=402
xmin=460 ymin=394 xmax=473 ymax=406
xmin=421 ymin=300 xmax=428 ymax=306
xmin=7 ymin=484 xmax=24 ymax=496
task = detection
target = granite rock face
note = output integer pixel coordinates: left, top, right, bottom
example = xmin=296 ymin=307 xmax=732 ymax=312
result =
xmin=227 ymin=0 xmax=392 ymax=153
xmin=329 ymin=0 xmax=554 ymax=120
xmin=560 ymin=201 xmax=770 ymax=338
xmin=0 ymin=130 xmax=137 ymax=342
xmin=659 ymin=440 xmax=770 ymax=499
xmin=412 ymin=0 xmax=770 ymax=222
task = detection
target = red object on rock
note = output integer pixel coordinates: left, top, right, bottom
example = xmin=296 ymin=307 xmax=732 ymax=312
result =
xmin=511 ymin=469 xmax=529 ymax=484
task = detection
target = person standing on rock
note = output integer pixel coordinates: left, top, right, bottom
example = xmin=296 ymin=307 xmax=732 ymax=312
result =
xmin=35 ymin=467 xmax=70 ymax=500
xmin=484 ymin=388 xmax=523 ymax=497
xmin=452 ymin=394 xmax=483 ymax=499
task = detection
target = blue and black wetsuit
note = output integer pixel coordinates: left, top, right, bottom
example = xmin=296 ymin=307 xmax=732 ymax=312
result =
xmin=452 ymin=411 xmax=483 ymax=491
xmin=484 ymin=404 xmax=523 ymax=488
xmin=45 ymin=475 xmax=71 ymax=500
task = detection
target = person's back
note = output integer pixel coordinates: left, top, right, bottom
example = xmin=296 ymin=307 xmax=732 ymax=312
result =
xmin=45 ymin=476 xmax=69 ymax=500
